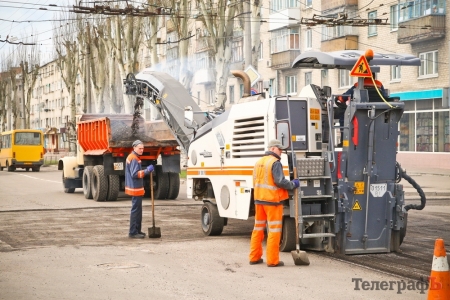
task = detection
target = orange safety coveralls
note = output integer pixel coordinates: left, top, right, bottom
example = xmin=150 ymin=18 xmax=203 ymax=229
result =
xmin=249 ymin=155 xmax=289 ymax=266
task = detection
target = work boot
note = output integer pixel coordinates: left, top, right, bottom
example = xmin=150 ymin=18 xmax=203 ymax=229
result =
xmin=128 ymin=233 xmax=145 ymax=239
xmin=138 ymin=232 xmax=147 ymax=237
xmin=267 ymin=261 xmax=284 ymax=267
xmin=249 ymin=259 xmax=264 ymax=265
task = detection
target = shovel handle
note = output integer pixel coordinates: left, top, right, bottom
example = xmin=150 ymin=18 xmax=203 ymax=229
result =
xmin=150 ymin=172 xmax=155 ymax=227
xmin=294 ymin=167 xmax=300 ymax=251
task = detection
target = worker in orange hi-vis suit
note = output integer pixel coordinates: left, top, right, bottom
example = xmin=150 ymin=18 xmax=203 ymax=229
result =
xmin=249 ymin=139 xmax=299 ymax=267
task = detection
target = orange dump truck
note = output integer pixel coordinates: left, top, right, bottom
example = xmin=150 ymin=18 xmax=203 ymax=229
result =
xmin=58 ymin=114 xmax=181 ymax=201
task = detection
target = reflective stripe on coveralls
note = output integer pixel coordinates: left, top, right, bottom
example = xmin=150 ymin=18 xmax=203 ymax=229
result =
xmin=249 ymin=204 xmax=283 ymax=266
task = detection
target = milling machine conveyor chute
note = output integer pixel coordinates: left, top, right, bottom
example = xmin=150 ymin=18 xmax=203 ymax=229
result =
xmin=124 ymin=70 xmax=211 ymax=151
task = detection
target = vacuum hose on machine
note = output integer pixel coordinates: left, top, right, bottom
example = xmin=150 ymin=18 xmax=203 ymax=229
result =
xmin=396 ymin=162 xmax=426 ymax=211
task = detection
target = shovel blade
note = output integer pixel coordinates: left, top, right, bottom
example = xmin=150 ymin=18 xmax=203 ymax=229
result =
xmin=291 ymin=250 xmax=310 ymax=266
xmin=148 ymin=226 xmax=161 ymax=238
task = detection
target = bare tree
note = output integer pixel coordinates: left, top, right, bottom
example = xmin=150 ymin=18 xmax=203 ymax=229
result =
xmin=97 ymin=17 xmax=122 ymax=113
xmin=78 ymin=18 xmax=108 ymax=113
xmin=251 ymin=0 xmax=262 ymax=68
xmin=54 ymin=15 xmax=81 ymax=152
xmin=142 ymin=0 xmax=164 ymax=69
xmin=197 ymin=0 xmax=237 ymax=110
xmin=18 ymin=37 xmax=41 ymax=128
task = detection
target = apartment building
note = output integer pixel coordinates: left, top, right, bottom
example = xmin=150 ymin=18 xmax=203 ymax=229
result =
xmin=29 ymin=60 xmax=82 ymax=153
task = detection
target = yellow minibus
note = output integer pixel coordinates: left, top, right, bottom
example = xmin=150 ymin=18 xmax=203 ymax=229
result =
xmin=0 ymin=129 xmax=45 ymax=172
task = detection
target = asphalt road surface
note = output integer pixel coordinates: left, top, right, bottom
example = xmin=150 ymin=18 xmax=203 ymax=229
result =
xmin=0 ymin=166 xmax=437 ymax=299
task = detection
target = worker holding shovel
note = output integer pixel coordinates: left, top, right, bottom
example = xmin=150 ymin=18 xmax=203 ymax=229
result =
xmin=249 ymin=139 xmax=299 ymax=267
xmin=125 ymin=140 xmax=154 ymax=239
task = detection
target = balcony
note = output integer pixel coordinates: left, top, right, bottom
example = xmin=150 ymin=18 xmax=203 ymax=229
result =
xmin=196 ymin=36 xmax=214 ymax=53
xmin=397 ymin=14 xmax=445 ymax=44
xmin=321 ymin=0 xmax=357 ymax=12
xmin=321 ymin=35 xmax=358 ymax=52
xmin=270 ymin=50 xmax=301 ymax=70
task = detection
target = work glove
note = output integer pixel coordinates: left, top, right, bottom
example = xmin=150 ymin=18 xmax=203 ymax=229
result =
xmin=146 ymin=165 xmax=154 ymax=173
xmin=291 ymin=179 xmax=299 ymax=189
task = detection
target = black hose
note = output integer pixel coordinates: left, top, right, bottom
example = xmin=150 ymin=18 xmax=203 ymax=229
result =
xmin=396 ymin=162 xmax=426 ymax=211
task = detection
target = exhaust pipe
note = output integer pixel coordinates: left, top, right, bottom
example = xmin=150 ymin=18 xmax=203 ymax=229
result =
xmin=231 ymin=70 xmax=251 ymax=98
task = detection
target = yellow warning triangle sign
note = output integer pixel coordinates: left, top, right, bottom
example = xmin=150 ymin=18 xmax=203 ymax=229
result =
xmin=352 ymin=200 xmax=362 ymax=211
xmin=350 ymin=55 xmax=373 ymax=78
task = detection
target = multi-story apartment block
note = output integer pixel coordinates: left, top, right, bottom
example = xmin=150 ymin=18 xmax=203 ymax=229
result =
xmin=14 ymin=0 xmax=448 ymax=168
xmin=29 ymin=60 xmax=82 ymax=153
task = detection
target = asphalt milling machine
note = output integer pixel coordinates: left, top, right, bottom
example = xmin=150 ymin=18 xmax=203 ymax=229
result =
xmin=124 ymin=50 xmax=426 ymax=255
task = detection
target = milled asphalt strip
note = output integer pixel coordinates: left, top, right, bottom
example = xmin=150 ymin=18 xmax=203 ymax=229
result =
xmin=14 ymin=173 xmax=61 ymax=184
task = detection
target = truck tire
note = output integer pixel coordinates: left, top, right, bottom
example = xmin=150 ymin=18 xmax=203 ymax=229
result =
xmin=279 ymin=217 xmax=296 ymax=252
xmin=106 ymin=175 xmax=120 ymax=201
xmin=62 ymin=170 xmax=75 ymax=193
xmin=6 ymin=162 xmax=15 ymax=172
xmin=32 ymin=166 xmax=40 ymax=172
xmin=83 ymin=166 xmax=94 ymax=199
xmin=0 ymin=163 xmax=3 ymax=171
xmin=92 ymin=165 xmax=108 ymax=201
xmin=167 ymin=172 xmax=180 ymax=200
xmin=153 ymin=165 xmax=169 ymax=200
xmin=201 ymin=202 xmax=224 ymax=236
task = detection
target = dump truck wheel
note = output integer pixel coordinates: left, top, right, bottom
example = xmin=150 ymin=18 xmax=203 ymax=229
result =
xmin=32 ymin=166 xmax=40 ymax=172
xmin=82 ymin=166 xmax=94 ymax=199
xmin=153 ymin=165 xmax=169 ymax=200
xmin=280 ymin=217 xmax=296 ymax=252
xmin=201 ymin=202 xmax=224 ymax=236
xmin=0 ymin=163 xmax=3 ymax=171
xmin=92 ymin=165 xmax=108 ymax=201
xmin=6 ymin=162 xmax=15 ymax=172
xmin=62 ymin=170 xmax=75 ymax=193
xmin=167 ymin=172 xmax=180 ymax=200
xmin=106 ymin=175 xmax=120 ymax=201
xmin=25 ymin=168 xmax=30 ymax=172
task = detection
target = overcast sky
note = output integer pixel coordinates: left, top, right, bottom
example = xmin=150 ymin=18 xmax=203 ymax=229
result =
xmin=0 ymin=0 xmax=66 ymax=67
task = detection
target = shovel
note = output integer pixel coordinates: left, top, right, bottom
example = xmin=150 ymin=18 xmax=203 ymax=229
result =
xmin=291 ymin=168 xmax=310 ymax=265
xmin=148 ymin=172 xmax=161 ymax=238
xmin=286 ymin=94 xmax=309 ymax=265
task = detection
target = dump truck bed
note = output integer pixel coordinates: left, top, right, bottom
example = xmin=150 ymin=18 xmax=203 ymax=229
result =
xmin=78 ymin=114 xmax=178 ymax=154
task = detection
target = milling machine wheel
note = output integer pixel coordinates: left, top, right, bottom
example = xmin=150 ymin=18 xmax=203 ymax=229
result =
xmin=201 ymin=202 xmax=224 ymax=236
xmin=280 ymin=217 xmax=296 ymax=252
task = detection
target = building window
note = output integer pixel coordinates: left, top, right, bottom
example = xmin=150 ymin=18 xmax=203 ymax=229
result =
xmin=419 ymin=50 xmax=438 ymax=77
xmin=391 ymin=65 xmax=401 ymax=81
xmin=305 ymin=0 xmax=312 ymax=7
xmin=269 ymin=78 xmax=277 ymax=96
xmin=321 ymin=70 xmax=329 ymax=87
xmin=197 ymin=91 xmax=200 ymax=105
xmin=209 ymin=90 xmax=214 ymax=105
xmin=229 ymin=85 xmax=235 ymax=104
xmin=390 ymin=5 xmax=398 ymax=31
xmin=270 ymin=0 xmax=299 ymax=13
xmin=305 ymin=72 xmax=312 ymax=86
xmin=232 ymin=39 xmax=243 ymax=62
xmin=270 ymin=28 xmax=299 ymax=54
xmin=368 ymin=11 xmax=377 ymax=36
xmin=305 ymin=29 xmax=312 ymax=49
xmin=338 ymin=69 xmax=352 ymax=88
xmin=285 ymin=75 xmax=297 ymax=95
xmin=240 ymin=84 xmax=244 ymax=98
xmin=399 ymin=99 xmax=450 ymax=152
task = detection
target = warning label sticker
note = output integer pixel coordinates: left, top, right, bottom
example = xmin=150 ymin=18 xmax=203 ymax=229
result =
xmin=352 ymin=200 xmax=362 ymax=211
xmin=354 ymin=181 xmax=365 ymax=194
